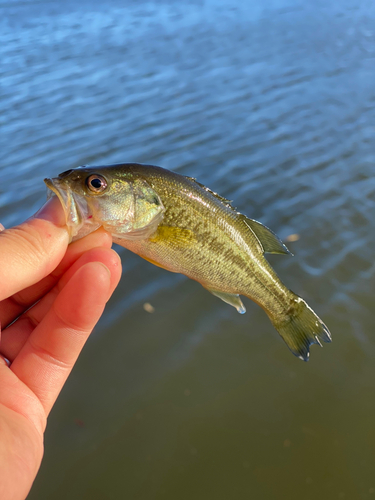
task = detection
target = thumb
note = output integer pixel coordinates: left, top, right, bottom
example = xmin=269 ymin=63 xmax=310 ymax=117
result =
xmin=0 ymin=196 xmax=69 ymax=300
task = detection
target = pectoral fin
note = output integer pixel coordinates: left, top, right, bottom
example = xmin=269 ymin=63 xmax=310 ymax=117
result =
xmin=150 ymin=225 xmax=197 ymax=247
xmin=242 ymin=217 xmax=292 ymax=255
xmin=206 ymin=288 xmax=246 ymax=314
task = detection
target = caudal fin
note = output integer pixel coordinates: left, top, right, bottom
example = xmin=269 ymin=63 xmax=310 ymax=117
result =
xmin=269 ymin=296 xmax=332 ymax=361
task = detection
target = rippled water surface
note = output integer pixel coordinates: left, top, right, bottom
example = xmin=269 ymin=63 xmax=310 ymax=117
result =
xmin=1 ymin=0 xmax=375 ymax=498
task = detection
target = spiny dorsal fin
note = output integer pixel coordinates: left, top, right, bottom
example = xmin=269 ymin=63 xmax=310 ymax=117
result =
xmin=240 ymin=216 xmax=292 ymax=255
xmin=184 ymin=176 xmax=234 ymax=207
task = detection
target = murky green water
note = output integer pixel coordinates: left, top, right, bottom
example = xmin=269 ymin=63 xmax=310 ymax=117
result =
xmin=1 ymin=0 xmax=375 ymax=498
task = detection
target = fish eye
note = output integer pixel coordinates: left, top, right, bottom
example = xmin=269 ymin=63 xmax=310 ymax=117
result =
xmin=86 ymin=174 xmax=108 ymax=193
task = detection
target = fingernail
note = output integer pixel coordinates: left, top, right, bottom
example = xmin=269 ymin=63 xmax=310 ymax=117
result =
xmin=95 ymin=262 xmax=112 ymax=280
xmin=92 ymin=262 xmax=112 ymax=298
xmin=0 ymin=223 xmax=5 ymax=232
xmin=33 ymin=196 xmax=66 ymax=227
xmin=0 ymin=355 xmax=10 ymax=367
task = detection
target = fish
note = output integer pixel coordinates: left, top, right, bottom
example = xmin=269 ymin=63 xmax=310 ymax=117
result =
xmin=44 ymin=163 xmax=331 ymax=361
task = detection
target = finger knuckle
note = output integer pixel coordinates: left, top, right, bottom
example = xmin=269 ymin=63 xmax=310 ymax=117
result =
xmin=4 ymin=223 xmax=50 ymax=268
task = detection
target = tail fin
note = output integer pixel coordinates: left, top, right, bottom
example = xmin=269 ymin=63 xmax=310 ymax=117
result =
xmin=269 ymin=296 xmax=331 ymax=361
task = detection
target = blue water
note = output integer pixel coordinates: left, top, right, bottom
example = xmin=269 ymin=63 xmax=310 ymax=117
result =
xmin=1 ymin=0 xmax=375 ymax=498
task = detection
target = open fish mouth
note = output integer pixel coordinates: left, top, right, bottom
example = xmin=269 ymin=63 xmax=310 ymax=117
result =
xmin=44 ymin=177 xmax=100 ymax=241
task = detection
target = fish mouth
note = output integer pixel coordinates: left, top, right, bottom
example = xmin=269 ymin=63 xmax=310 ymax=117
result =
xmin=44 ymin=177 xmax=95 ymax=241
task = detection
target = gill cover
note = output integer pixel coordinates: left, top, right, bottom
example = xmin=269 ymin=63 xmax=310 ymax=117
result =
xmin=45 ymin=172 xmax=165 ymax=242
xmin=100 ymin=177 xmax=165 ymax=240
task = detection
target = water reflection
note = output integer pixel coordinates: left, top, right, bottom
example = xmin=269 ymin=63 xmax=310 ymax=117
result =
xmin=1 ymin=0 xmax=375 ymax=498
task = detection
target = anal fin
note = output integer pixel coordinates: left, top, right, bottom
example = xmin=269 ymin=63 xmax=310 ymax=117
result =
xmin=206 ymin=288 xmax=246 ymax=314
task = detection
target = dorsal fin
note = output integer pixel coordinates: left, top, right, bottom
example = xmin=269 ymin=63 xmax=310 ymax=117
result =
xmin=240 ymin=216 xmax=292 ymax=255
xmin=184 ymin=176 xmax=234 ymax=207
xmin=184 ymin=176 xmax=291 ymax=256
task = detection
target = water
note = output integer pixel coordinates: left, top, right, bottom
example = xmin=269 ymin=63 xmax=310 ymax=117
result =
xmin=1 ymin=0 xmax=375 ymax=498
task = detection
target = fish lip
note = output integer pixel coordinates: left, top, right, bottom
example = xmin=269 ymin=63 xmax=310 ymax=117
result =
xmin=44 ymin=177 xmax=87 ymax=240
xmin=44 ymin=177 xmax=58 ymax=194
xmin=44 ymin=177 xmax=70 ymax=210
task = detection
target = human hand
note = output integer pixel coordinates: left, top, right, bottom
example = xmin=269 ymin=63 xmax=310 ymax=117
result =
xmin=0 ymin=197 xmax=122 ymax=500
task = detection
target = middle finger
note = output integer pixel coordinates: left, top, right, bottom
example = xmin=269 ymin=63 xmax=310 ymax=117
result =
xmin=0 ymin=246 xmax=121 ymax=362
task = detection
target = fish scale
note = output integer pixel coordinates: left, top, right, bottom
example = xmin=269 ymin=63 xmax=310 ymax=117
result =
xmin=45 ymin=163 xmax=331 ymax=361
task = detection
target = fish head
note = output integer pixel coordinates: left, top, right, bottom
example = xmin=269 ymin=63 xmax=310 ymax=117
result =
xmin=44 ymin=166 xmax=165 ymax=241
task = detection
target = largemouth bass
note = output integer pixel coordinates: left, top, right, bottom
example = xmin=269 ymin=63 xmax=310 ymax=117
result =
xmin=45 ymin=163 xmax=331 ymax=361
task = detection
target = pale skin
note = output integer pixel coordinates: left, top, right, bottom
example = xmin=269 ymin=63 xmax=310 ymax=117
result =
xmin=0 ymin=196 xmax=122 ymax=500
